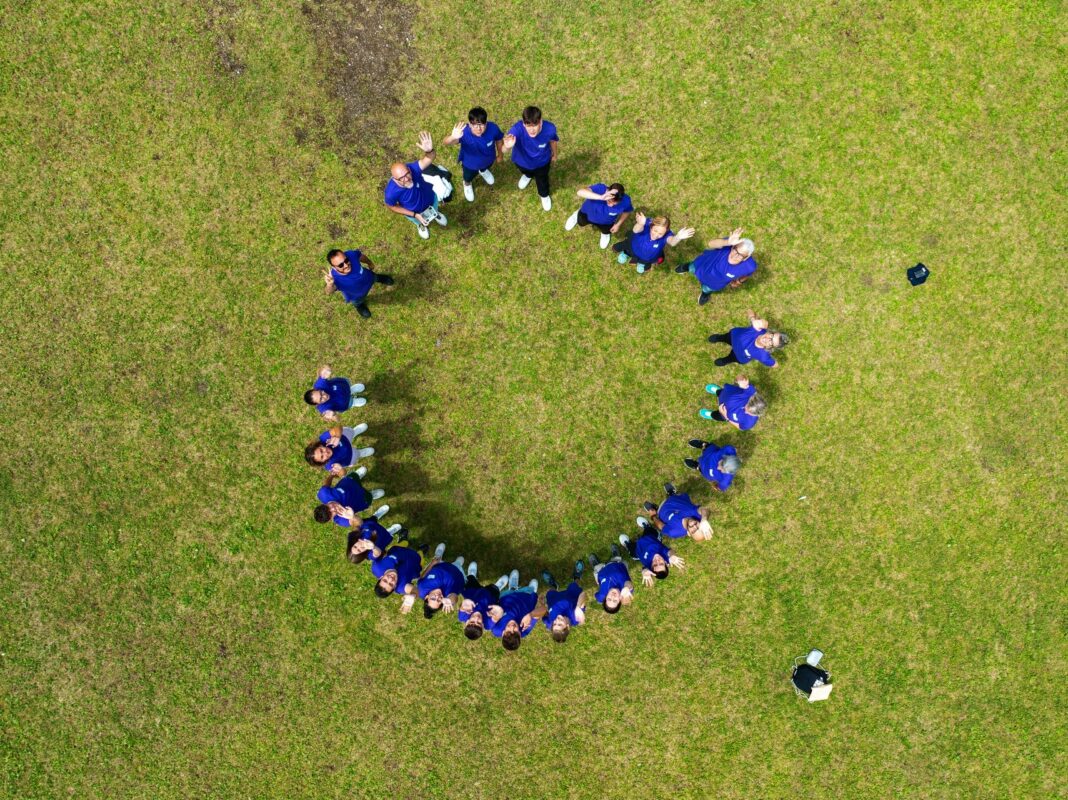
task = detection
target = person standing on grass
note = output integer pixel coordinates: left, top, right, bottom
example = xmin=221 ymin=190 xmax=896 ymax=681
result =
xmin=458 ymin=572 xmax=510 ymax=641
xmin=418 ymin=547 xmax=472 ymax=619
xmin=313 ymin=466 xmax=385 ymax=527
xmin=304 ymin=424 xmax=374 ymax=474
xmin=347 ymin=514 xmax=407 ymax=564
xmin=539 ymin=563 xmax=588 ymax=644
xmin=644 ymin=482 xmax=713 ymax=541
xmin=675 ymin=227 xmax=758 ymax=305
xmin=323 ymin=248 xmax=395 ymax=320
xmin=304 ymin=364 xmax=366 ymax=422
xmin=701 ymin=376 xmax=766 ymax=431
xmin=614 ymin=212 xmax=694 ymax=274
xmin=372 ymin=542 xmax=434 ymax=612
xmin=487 ymin=570 xmax=543 ymax=651
xmin=706 ymin=309 xmax=788 ymax=368
xmin=588 ymin=547 xmax=634 ymax=614
xmin=619 ymin=526 xmax=686 ymax=586
xmin=684 ymin=440 xmax=741 ymax=492
xmin=502 ymin=106 xmax=558 ymax=211
xmin=564 ymin=182 xmax=634 ymax=249
xmin=384 ymin=131 xmax=447 ymax=240
xmin=441 ymin=107 xmax=504 ymax=203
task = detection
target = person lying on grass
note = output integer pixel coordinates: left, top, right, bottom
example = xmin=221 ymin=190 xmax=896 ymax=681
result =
xmin=313 ymin=467 xmax=383 ymax=527
xmin=589 ymin=547 xmax=635 ymax=614
xmin=372 ymin=542 xmax=438 ymax=613
xmin=305 ymin=364 xmax=366 ymax=422
xmin=304 ymin=424 xmax=374 ymax=474
xmin=346 ymin=515 xmax=406 ymax=565
xmin=458 ymin=572 xmax=510 ymax=641
xmin=487 ymin=570 xmax=544 ymax=651
xmin=418 ymin=545 xmax=470 ymax=619
xmin=620 ymin=525 xmax=686 ymax=586
xmin=642 ymin=482 xmax=713 ymax=541
xmin=540 ymin=561 xmax=588 ymax=644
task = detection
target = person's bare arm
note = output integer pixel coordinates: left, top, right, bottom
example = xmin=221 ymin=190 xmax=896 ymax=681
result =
xmin=667 ymin=227 xmax=695 ymax=247
xmin=610 ymin=211 xmax=631 ymax=234
xmin=549 ymin=139 xmax=558 ymax=163
xmin=747 ymin=309 xmax=767 ymax=331
xmin=494 ymin=138 xmax=504 ymax=163
xmin=576 ymin=187 xmax=605 ymax=201
xmin=706 ymin=227 xmax=744 ymax=249
xmin=415 ymin=131 xmax=434 ymax=170
xmin=359 ymin=252 xmax=374 ymax=269
xmin=632 ymin=211 xmax=647 ymax=234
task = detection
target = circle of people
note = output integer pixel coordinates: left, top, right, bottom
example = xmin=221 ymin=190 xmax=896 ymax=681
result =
xmin=309 ymin=105 xmax=789 ymax=651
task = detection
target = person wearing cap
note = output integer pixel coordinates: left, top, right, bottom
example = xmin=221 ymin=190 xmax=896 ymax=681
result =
xmin=458 ymin=572 xmax=510 ymax=641
xmin=614 ymin=212 xmax=695 ymax=274
xmin=646 ymin=483 xmax=713 ymax=541
xmin=619 ymin=524 xmax=686 ymax=586
xmin=589 ymin=547 xmax=634 ymax=614
xmin=540 ymin=562 xmax=587 ymax=644
xmin=564 ymin=182 xmax=633 ymax=249
xmin=684 ymin=440 xmax=741 ymax=492
xmin=304 ymin=364 xmax=366 ymax=422
xmin=706 ymin=310 xmax=788 ymax=368
xmin=675 ymin=227 xmax=758 ymax=305
xmin=701 ymin=376 xmax=766 ymax=431
xmin=502 ymin=105 xmax=559 ymax=211
xmin=304 ymin=424 xmax=374 ymax=475
xmin=323 ymin=248 xmax=395 ymax=319
xmin=384 ymin=131 xmax=447 ymax=240
xmin=486 ymin=571 xmax=544 ymax=651
xmin=441 ymin=106 xmax=504 ymax=203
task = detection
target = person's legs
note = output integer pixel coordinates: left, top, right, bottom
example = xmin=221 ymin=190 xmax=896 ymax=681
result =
xmin=707 ymin=332 xmax=731 ymax=344
xmin=532 ymin=163 xmax=551 ymax=197
xmin=576 ymin=210 xmax=592 ymax=227
xmin=714 ymin=351 xmax=741 ymax=367
xmin=464 ymin=574 xmax=481 ymax=594
xmin=614 ymin=237 xmax=637 ymax=263
xmin=461 ymin=165 xmax=479 ymax=185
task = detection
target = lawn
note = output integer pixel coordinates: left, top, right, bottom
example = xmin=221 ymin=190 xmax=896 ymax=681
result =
xmin=1 ymin=0 xmax=1065 ymax=797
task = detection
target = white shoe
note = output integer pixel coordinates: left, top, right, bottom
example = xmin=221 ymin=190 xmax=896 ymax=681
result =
xmin=433 ymin=542 xmax=446 ymax=560
xmin=386 ymin=523 xmax=402 ymax=535
xmin=508 ymin=569 xmax=520 ymax=590
xmin=518 ymin=174 xmax=532 ymax=190
xmin=354 ymin=465 xmax=368 ymax=479
xmin=528 ymin=579 xmax=538 ymax=592
xmin=467 ymin=561 xmax=478 ymax=577
xmin=463 ymin=183 xmax=474 ymax=202
xmin=348 ymin=423 xmax=368 ymax=437
xmin=541 ymin=195 xmax=552 ymax=211
xmin=480 ymin=169 xmax=495 ymax=185
xmin=370 ymin=488 xmax=385 ymax=501
xmin=352 ymin=383 xmax=365 ymax=393
xmin=494 ymin=575 xmax=509 ymax=591
xmin=599 ymin=233 xmax=611 ymax=249
xmin=564 ymin=210 xmax=579 ymax=231
xmin=373 ymin=504 xmax=389 ymax=519
xmin=352 ymin=397 xmax=367 ymax=407
xmin=417 ymin=224 xmax=429 ymax=239
xmin=434 ymin=211 xmax=447 ymax=226
xmin=355 ymin=447 xmax=375 ymax=459
xmin=619 ymin=534 xmax=631 ymax=548
xmin=636 ymin=516 xmax=649 ymax=529
xmin=453 ymin=556 xmax=465 ymax=569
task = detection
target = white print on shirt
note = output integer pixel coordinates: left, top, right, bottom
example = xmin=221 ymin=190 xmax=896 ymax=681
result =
xmin=538 ymin=143 xmax=547 ymax=148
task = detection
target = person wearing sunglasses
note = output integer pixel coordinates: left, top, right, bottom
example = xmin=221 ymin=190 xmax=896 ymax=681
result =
xmin=384 ymin=131 xmax=446 ymax=239
xmin=441 ymin=106 xmax=504 ymax=203
xmin=323 ymin=249 xmax=394 ymax=319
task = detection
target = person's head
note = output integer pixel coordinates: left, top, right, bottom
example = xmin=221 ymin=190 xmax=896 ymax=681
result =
xmin=326 ymin=249 xmax=351 ymax=274
xmin=720 ymin=454 xmax=742 ymax=475
xmin=605 ymin=183 xmax=625 ymax=205
xmin=521 ymin=105 xmax=542 ymax=135
xmin=603 ymin=588 xmax=623 ymax=614
xmin=375 ymin=569 xmax=398 ymax=597
xmin=423 ymin=588 xmax=445 ymax=618
xmin=463 ymin=612 xmax=485 ymax=640
xmin=757 ymin=330 xmax=789 ymax=350
xmin=550 ymin=615 xmax=570 ymax=643
xmin=313 ymin=504 xmax=333 ymax=524
xmin=390 ymin=161 xmax=413 ymax=187
xmin=649 ymin=216 xmax=670 ymax=240
xmin=502 ymin=626 xmax=521 ymax=651
xmin=650 ymin=553 xmax=669 ymax=579
xmin=348 ymin=537 xmax=374 ymax=564
xmin=467 ymin=106 xmax=489 ymax=132
xmin=305 ymin=441 xmax=332 ymax=465
xmin=745 ymin=392 xmax=767 ymax=417
xmin=304 ymin=389 xmax=329 ymax=406
xmin=733 ymin=238 xmax=755 ymax=259
xmin=682 ymin=516 xmax=712 ymax=541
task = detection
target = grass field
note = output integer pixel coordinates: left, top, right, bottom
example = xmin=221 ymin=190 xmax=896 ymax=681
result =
xmin=1 ymin=0 xmax=1065 ymax=797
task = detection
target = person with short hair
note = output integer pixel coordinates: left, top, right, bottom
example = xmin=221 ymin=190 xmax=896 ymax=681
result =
xmin=323 ymin=248 xmax=394 ymax=319
xmin=441 ymin=107 xmax=504 ymax=203
xmin=313 ymin=466 xmax=385 ymax=526
xmin=304 ymin=364 xmax=366 ymax=422
xmin=675 ymin=227 xmax=758 ymax=305
xmin=384 ymin=131 xmax=446 ymax=240
xmin=564 ymin=182 xmax=634 ymax=249
xmin=614 ymin=212 xmax=694 ymax=274
xmin=701 ymin=376 xmax=766 ymax=430
xmin=684 ymin=440 xmax=741 ymax=492
xmin=539 ymin=563 xmax=587 ymax=644
xmin=304 ymin=425 xmax=374 ymax=475
xmin=619 ymin=525 xmax=686 ymax=586
xmin=458 ymin=572 xmax=510 ymax=641
xmin=487 ymin=570 xmax=543 ymax=651
xmin=646 ymin=483 xmax=713 ymax=541
xmin=347 ymin=512 xmax=406 ymax=564
xmin=418 ymin=546 xmax=470 ymax=619
xmin=371 ymin=543 xmax=430 ymax=612
xmin=706 ymin=309 xmax=787 ymax=368
xmin=502 ymin=106 xmax=558 ymax=211
xmin=589 ymin=547 xmax=634 ymax=614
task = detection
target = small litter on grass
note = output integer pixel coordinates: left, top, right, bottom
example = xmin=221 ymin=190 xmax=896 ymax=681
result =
xmin=907 ymin=263 xmax=929 ymax=285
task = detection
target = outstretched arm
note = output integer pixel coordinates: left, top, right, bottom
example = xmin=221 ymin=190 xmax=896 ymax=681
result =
xmin=632 ymin=211 xmax=647 ymax=234
xmin=707 ymin=227 xmax=744 ymax=249
xmin=442 ymin=120 xmax=466 ymax=146
xmin=667 ymin=227 xmax=695 ymax=247
xmin=415 ymin=131 xmax=435 ymax=170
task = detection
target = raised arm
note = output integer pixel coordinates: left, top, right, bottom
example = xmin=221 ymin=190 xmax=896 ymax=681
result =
xmin=415 ymin=131 xmax=435 ymax=170
xmin=706 ymin=227 xmax=744 ymax=249
xmin=747 ymin=309 xmax=768 ymax=331
xmin=667 ymin=227 xmax=695 ymax=247
xmin=576 ymin=186 xmax=606 ymax=201
xmin=632 ymin=211 xmax=647 ymax=234
xmin=502 ymin=132 xmax=516 ymax=152
xmin=441 ymin=120 xmax=466 ymax=146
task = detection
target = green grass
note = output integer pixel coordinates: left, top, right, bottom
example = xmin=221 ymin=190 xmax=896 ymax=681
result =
xmin=1 ymin=0 xmax=1065 ymax=797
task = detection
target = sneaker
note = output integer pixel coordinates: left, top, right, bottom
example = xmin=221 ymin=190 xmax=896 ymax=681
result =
xmin=643 ymin=501 xmax=657 ymax=513
xmin=395 ymin=527 xmax=409 ymax=543
xmin=369 ymin=488 xmax=385 ymax=501
xmin=354 ymin=465 xmax=368 ymax=479
xmin=684 ymin=458 xmax=699 ymax=470
xmin=618 ymin=534 xmax=631 ymax=549
xmin=564 ymin=210 xmax=579 ymax=231
xmin=636 ymin=516 xmax=650 ymax=529
xmin=616 ymin=252 xmax=629 ymax=265
xmin=467 ymin=561 xmax=478 ymax=577
xmin=540 ymin=195 xmax=552 ymax=211
xmin=540 ymin=570 xmax=558 ymax=590
xmin=355 ymin=447 xmax=375 ymax=459
xmin=356 ymin=302 xmax=371 ymax=319
xmin=479 ymin=169 xmax=495 ymax=185
xmin=463 ymin=183 xmax=474 ymax=202
xmin=664 ymin=482 xmax=677 ymax=497
xmin=434 ymin=211 xmax=447 ymax=226
xmin=350 ymin=422 xmax=368 ymax=437
xmin=373 ymin=504 xmax=390 ymax=519
xmin=714 ymin=357 xmax=733 ymax=367
xmin=699 ymin=408 xmax=715 ymax=420
xmin=599 ymin=233 xmax=611 ymax=249
xmin=494 ymin=575 xmax=509 ymax=591
xmin=352 ymin=383 xmax=365 ymax=393
xmin=688 ymin=439 xmax=706 ymax=449
xmin=433 ymin=542 xmax=446 ymax=560
xmin=508 ymin=569 xmax=520 ymax=590
xmin=518 ymin=174 xmax=532 ymax=190
xmin=572 ymin=560 xmax=585 ymax=581
xmin=386 ymin=522 xmax=401 ymax=534
xmin=587 ymin=553 xmax=601 ymax=569
xmin=353 ymin=397 xmax=367 ymax=407
xmin=698 ymin=291 xmax=712 ymax=306
xmin=417 ymin=223 xmax=430 ymax=240
xmin=415 ymin=542 xmax=430 ymax=556
xmin=636 ymin=263 xmax=647 ymax=274
xmin=453 ymin=556 xmax=465 ymax=570
xmin=528 ymin=579 xmax=539 ymax=592
xmin=376 ymin=274 xmax=395 ymax=286
xmin=705 ymin=383 xmax=722 ymax=395
xmin=675 ymin=263 xmax=691 ymax=274
xmin=610 ymin=544 xmax=621 ymax=559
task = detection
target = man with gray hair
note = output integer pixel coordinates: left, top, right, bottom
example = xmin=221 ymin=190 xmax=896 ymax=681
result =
xmin=675 ymin=227 xmax=758 ymax=305
xmin=684 ymin=440 xmax=741 ymax=492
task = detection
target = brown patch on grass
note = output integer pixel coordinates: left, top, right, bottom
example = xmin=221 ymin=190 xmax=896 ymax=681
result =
xmin=205 ymin=1 xmax=246 ymax=76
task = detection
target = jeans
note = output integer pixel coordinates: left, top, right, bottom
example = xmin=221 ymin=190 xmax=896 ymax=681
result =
xmin=684 ymin=262 xmax=715 ymax=293
xmin=500 ymin=587 xmax=535 ymax=597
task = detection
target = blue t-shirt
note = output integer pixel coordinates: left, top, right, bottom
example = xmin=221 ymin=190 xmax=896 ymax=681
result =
xmin=629 ymin=225 xmax=673 ymax=263
xmin=580 ymin=183 xmax=634 ymax=226
xmin=489 ymin=591 xmax=538 ymax=638
xmin=313 ymin=376 xmax=352 ymax=413
xmin=316 ymin=474 xmax=371 ymax=524
xmin=458 ymin=584 xmax=498 ymax=624
xmin=330 ymin=249 xmax=375 ymax=304
xmin=594 ymin=561 xmax=632 ymax=603
xmin=383 ymin=162 xmax=436 ymax=213
xmin=634 ymin=534 xmax=671 ymax=570
xmin=543 ymin=582 xmax=584 ymax=629
xmin=355 ymin=517 xmax=393 ymax=551
xmin=657 ymin=493 xmax=701 ymax=539
xmin=698 ymin=443 xmax=738 ymax=491
xmin=318 ymin=430 xmax=353 ymax=471
xmin=458 ymin=122 xmax=503 ymax=171
xmin=718 ymin=384 xmax=759 ymax=431
xmin=370 ymin=546 xmax=423 ymax=594
xmin=692 ymin=246 xmax=758 ymax=292
xmin=729 ymin=326 xmax=776 ymax=366
xmin=508 ymin=120 xmax=558 ymax=170
xmin=417 ymin=562 xmax=466 ymax=600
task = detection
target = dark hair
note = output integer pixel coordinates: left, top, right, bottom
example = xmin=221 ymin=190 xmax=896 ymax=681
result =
xmin=607 ymin=182 xmax=625 ymax=199
xmin=423 ymin=599 xmax=440 ymax=619
xmin=521 ymin=105 xmax=542 ymax=125
xmin=313 ymin=505 xmax=332 ymax=524
xmin=551 ymin=627 xmax=569 ymax=644
xmin=603 ymin=597 xmax=621 ymax=614
xmin=303 ymin=389 xmax=317 ymax=405
xmin=468 ymin=106 xmax=488 ymax=124
xmin=464 ymin=622 xmax=484 ymax=640
xmin=346 ymin=531 xmax=368 ymax=564
xmin=502 ymin=630 xmax=521 ymax=651
xmin=653 ymin=564 xmax=669 ymax=580
xmin=326 ymin=248 xmax=343 ymax=264
xmin=373 ymin=582 xmax=391 ymax=599
xmin=304 ymin=441 xmax=325 ymax=465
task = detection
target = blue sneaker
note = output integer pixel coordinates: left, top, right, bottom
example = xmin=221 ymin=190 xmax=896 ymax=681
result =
xmin=636 ymin=263 xmax=647 ymax=274
xmin=705 ymin=383 xmax=721 ymax=395
xmin=699 ymin=408 xmax=714 ymax=420
xmin=616 ymin=252 xmax=628 ymax=265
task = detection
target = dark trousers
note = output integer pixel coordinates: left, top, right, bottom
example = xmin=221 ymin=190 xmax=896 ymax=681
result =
xmin=464 ymin=574 xmax=500 ymax=602
xmin=710 ymin=409 xmax=726 ymax=422
xmin=613 ymin=237 xmax=664 ymax=265
xmin=708 ymin=332 xmax=740 ymax=365
xmin=519 ymin=162 xmax=552 ymax=197
xmin=577 ymin=211 xmax=614 ymax=234
xmin=461 ymin=165 xmax=490 ymax=183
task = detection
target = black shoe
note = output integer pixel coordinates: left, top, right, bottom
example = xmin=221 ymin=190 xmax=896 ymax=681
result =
xmin=664 ymin=482 xmax=677 ymax=496
xmin=688 ymin=439 xmax=706 ymax=450
xmin=395 ymin=527 xmax=410 ymax=543
xmin=698 ymin=292 xmax=711 ymax=306
xmin=356 ymin=302 xmax=372 ymax=318
xmin=684 ymin=458 xmax=699 ymax=470
xmin=610 ymin=544 xmax=621 ymax=559
xmin=377 ymin=274 xmax=395 ymax=286
xmin=643 ymin=501 xmax=657 ymax=513
xmin=714 ymin=357 xmax=732 ymax=367
xmin=414 ymin=542 xmax=429 ymax=555
xmin=674 ymin=263 xmax=691 ymax=274
xmin=540 ymin=569 xmax=558 ymax=590
xmin=587 ymin=553 xmax=601 ymax=570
